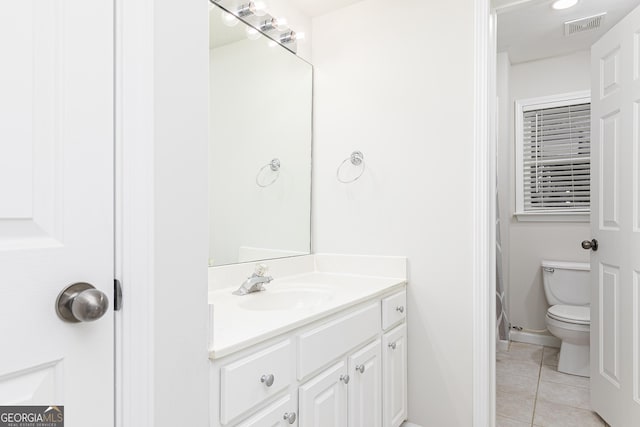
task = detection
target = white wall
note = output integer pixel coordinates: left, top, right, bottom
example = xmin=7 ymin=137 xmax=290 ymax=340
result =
xmin=499 ymin=50 xmax=592 ymax=333
xmin=312 ymin=0 xmax=475 ymax=425
xmin=209 ymin=39 xmax=312 ymax=265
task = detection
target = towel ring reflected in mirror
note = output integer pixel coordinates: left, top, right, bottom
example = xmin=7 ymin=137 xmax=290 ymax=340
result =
xmin=256 ymin=158 xmax=281 ymax=187
xmin=337 ymin=151 xmax=365 ymax=184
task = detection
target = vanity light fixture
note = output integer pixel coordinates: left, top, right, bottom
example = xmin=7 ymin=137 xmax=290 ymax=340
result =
xmin=259 ymin=17 xmax=280 ymax=32
xmin=552 ymin=0 xmax=579 ymax=10
xmin=210 ymin=0 xmax=300 ymax=53
xmin=279 ymin=31 xmax=297 ymax=44
xmin=236 ymin=2 xmax=256 ymax=17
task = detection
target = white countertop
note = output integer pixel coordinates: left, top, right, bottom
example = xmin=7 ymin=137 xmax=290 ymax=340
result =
xmin=208 ymin=271 xmax=406 ymax=359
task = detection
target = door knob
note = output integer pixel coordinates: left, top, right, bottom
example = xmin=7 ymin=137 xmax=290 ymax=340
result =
xmin=340 ymin=374 xmax=350 ymax=384
xmin=581 ymin=239 xmax=598 ymax=251
xmin=355 ymin=364 xmax=365 ymax=374
xmin=56 ymin=282 xmax=109 ymax=323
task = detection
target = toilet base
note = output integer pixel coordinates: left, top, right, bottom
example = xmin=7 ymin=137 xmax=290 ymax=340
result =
xmin=557 ymin=341 xmax=590 ymax=377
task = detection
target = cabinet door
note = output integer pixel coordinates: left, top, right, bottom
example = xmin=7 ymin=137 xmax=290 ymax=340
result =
xmin=383 ymin=324 xmax=407 ymax=427
xmin=236 ymin=394 xmax=298 ymax=427
xmin=349 ymin=339 xmax=382 ymax=427
xmin=299 ymin=361 xmax=348 ymax=427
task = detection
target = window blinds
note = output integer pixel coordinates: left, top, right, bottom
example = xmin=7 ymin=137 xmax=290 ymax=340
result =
xmin=521 ymin=102 xmax=591 ymax=212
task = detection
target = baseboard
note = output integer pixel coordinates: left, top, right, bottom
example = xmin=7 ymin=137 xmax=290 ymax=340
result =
xmin=401 ymin=423 xmax=423 ymax=427
xmin=497 ymin=339 xmax=509 ymax=351
xmin=510 ymin=330 xmax=560 ymax=348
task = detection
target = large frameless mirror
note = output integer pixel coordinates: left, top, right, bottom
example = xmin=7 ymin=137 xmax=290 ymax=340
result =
xmin=208 ymin=2 xmax=312 ymax=267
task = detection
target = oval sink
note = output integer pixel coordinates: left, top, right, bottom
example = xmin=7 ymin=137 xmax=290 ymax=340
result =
xmin=237 ymin=288 xmax=334 ymax=311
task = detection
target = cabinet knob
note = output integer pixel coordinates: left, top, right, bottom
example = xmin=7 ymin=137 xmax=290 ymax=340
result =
xmin=260 ymin=374 xmax=274 ymax=387
xmin=396 ymin=306 xmax=405 ymax=314
xmin=283 ymin=412 xmax=296 ymax=424
xmin=340 ymin=374 xmax=350 ymax=384
xmin=388 ymin=342 xmax=397 ymax=350
xmin=355 ymin=364 xmax=365 ymax=374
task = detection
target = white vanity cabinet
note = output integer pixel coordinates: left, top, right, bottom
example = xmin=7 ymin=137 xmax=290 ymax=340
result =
xmin=210 ymin=287 xmax=407 ymax=427
xmin=298 ymin=361 xmax=348 ymax=426
xmin=348 ymin=339 xmax=382 ymax=427
xmin=382 ymin=324 xmax=407 ymax=427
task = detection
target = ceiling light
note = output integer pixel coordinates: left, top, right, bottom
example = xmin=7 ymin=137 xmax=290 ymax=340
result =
xmin=552 ymin=0 xmax=579 ymax=10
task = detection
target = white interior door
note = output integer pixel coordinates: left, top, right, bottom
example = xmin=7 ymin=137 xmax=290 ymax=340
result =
xmin=590 ymin=4 xmax=640 ymax=425
xmin=0 ymin=0 xmax=114 ymax=426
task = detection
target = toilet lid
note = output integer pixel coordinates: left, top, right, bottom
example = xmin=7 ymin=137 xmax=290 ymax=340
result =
xmin=548 ymin=305 xmax=590 ymax=325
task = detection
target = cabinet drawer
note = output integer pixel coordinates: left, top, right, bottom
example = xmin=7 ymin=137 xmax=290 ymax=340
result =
xmin=236 ymin=394 xmax=298 ymax=427
xmin=297 ymin=302 xmax=380 ymax=379
xmin=220 ymin=339 xmax=292 ymax=424
xmin=382 ymin=291 xmax=406 ymax=330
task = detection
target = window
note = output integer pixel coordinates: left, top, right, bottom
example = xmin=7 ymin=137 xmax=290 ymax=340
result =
xmin=515 ymin=91 xmax=591 ymax=222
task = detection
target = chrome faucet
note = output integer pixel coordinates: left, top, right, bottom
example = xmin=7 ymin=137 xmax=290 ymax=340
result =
xmin=233 ymin=263 xmax=273 ymax=296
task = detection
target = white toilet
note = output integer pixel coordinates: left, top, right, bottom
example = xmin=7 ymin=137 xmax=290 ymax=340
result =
xmin=541 ymin=259 xmax=591 ymax=377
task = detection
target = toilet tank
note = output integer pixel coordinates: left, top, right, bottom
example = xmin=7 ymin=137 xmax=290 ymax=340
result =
xmin=541 ymin=260 xmax=591 ymax=306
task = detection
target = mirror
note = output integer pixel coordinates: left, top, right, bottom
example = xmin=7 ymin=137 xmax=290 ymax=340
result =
xmin=208 ymin=4 xmax=312 ymax=267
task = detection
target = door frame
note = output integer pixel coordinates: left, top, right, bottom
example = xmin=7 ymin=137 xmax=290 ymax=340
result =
xmin=112 ymin=0 xmax=496 ymax=426
xmin=114 ymin=0 xmax=210 ymax=426
xmin=472 ymin=0 xmax=496 ymax=426
xmin=114 ymin=0 xmax=155 ymax=425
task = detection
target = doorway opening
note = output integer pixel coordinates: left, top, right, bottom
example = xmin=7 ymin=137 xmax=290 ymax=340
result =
xmin=493 ymin=0 xmax=640 ymax=425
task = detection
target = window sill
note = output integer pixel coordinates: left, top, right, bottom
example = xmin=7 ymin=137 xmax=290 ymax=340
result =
xmin=514 ymin=211 xmax=590 ymax=223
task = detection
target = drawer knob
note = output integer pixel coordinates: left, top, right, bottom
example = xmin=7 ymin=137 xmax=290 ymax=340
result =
xmin=340 ymin=374 xmax=350 ymax=384
xmin=388 ymin=342 xmax=397 ymax=350
xmin=355 ymin=364 xmax=365 ymax=374
xmin=260 ymin=374 xmax=275 ymax=387
xmin=396 ymin=306 xmax=405 ymax=314
xmin=283 ymin=412 xmax=297 ymax=424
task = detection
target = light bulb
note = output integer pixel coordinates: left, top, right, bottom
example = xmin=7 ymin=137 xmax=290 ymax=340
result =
xmin=253 ymin=1 xmax=267 ymax=16
xmin=246 ymin=26 xmax=261 ymax=40
xmin=296 ymin=32 xmax=305 ymax=41
xmin=551 ymin=0 xmax=578 ymax=10
xmin=221 ymin=11 xmax=239 ymax=27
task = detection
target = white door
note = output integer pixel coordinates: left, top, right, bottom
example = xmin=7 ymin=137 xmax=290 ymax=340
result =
xmin=348 ymin=340 xmax=382 ymax=427
xmin=298 ymin=361 xmax=348 ymax=427
xmin=590 ymin=4 xmax=640 ymax=425
xmin=0 ymin=0 xmax=114 ymax=426
xmin=382 ymin=324 xmax=407 ymax=427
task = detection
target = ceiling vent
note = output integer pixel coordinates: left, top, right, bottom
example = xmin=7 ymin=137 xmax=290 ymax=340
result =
xmin=564 ymin=12 xmax=606 ymax=36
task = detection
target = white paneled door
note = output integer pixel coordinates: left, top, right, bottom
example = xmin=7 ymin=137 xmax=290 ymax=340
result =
xmin=0 ymin=0 xmax=114 ymax=426
xmin=590 ymin=3 xmax=640 ymax=425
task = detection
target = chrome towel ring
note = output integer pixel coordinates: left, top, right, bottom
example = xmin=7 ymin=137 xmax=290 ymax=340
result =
xmin=256 ymin=158 xmax=281 ymax=187
xmin=336 ymin=151 xmax=365 ymax=184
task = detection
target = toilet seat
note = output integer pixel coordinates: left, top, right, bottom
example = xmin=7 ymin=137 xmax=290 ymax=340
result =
xmin=547 ymin=305 xmax=590 ymax=325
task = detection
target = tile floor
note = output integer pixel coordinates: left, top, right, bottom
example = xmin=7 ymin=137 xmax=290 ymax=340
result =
xmin=496 ymin=342 xmax=608 ymax=427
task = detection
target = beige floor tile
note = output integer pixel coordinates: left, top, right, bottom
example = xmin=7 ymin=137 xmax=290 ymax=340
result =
xmin=497 ymin=371 xmax=539 ymax=398
xmin=505 ymin=342 xmax=544 ymax=363
xmin=497 ymin=415 xmax=532 ymax=427
xmin=497 ymin=357 xmax=541 ymax=379
xmin=540 ymin=365 xmax=589 ymax=389
xmin=533 ymin=400 xmax=605 ymax=427
xmin=542 ymin=347 xmax=559 ymax=367
xmin=496 ymin=391 xmax=535 ymax=424
xmin=537 ymin=380 xmax=591 ymax=410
